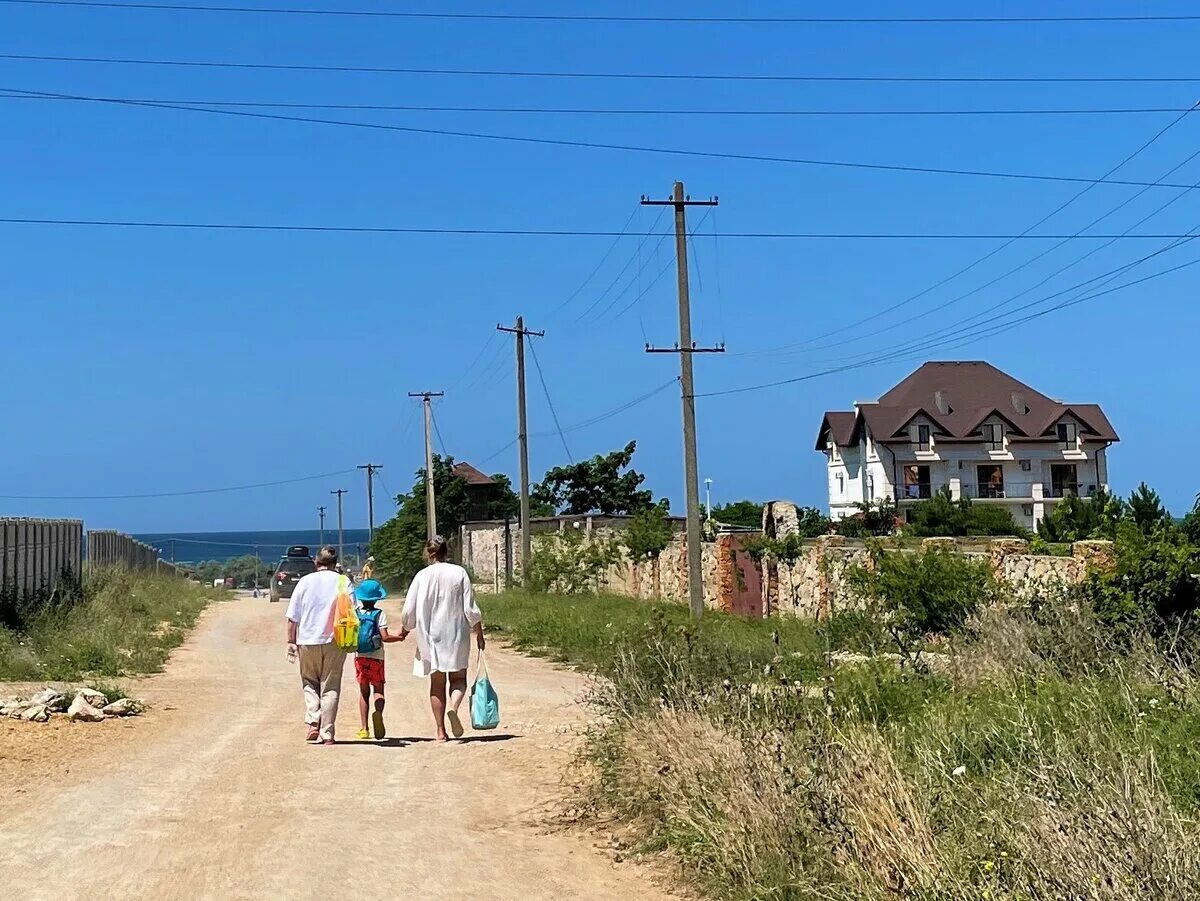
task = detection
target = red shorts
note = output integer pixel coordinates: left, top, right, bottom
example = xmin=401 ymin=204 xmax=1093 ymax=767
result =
xmin=354 ymin=657 xmax=385 ymax=687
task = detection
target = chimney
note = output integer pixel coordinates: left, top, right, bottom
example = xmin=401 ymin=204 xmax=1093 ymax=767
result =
xmin=934 ymin=390 xmax=951 ymax=415
xmin=1011 ymin=392 xmax=1027 ymax=415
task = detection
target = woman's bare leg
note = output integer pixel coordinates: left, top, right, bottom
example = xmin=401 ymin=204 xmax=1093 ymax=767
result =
xmin=429 ymin=671 xmax=449 ymax=741
xmin=448 ymin=669 xmax=468 ymax=715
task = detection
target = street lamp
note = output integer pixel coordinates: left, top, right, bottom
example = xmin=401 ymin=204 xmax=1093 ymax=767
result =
xmin=704 ymin=478 xmax=713 ymax=519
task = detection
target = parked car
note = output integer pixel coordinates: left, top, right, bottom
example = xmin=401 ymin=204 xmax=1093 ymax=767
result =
xmin=269 ymin=545 xmax=316 ymax=603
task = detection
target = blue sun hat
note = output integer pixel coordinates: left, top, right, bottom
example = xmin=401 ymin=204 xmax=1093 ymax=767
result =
xmin=355 ymin=579 xmax=388 ymax=603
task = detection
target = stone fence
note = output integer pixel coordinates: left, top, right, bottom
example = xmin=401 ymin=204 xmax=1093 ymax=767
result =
xmin=459 ymin=517 xmax=1113 ymax=618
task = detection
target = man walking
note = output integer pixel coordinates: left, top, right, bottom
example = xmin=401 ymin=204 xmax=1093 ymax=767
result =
xmin=285 ymin=545 xmax=349 ymax=744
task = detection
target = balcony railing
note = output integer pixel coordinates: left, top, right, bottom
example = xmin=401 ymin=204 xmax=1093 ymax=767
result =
xmin=962 ymin=481 xmax=1036 ymax=500
xmin=894 ymin=484 xmax=932 ymax=501
xmin=1045 ymin=483 xmax=1099 ymax=499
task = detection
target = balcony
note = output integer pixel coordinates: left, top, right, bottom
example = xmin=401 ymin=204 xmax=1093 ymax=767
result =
xmin=961 ymin=482 xmax=1036 ymax=500
xmin=894 ymin=484 xmax=932 ymax=501
xmin=1044 ymin=483 xmax=1099 ymax=499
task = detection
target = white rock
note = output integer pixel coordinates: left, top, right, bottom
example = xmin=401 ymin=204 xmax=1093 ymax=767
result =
xmin=101 ymin=698 xmax=142 ymax=717
xmin=67 ymin=696 xmax=106 ymax=723
xmin=21 ymin=704 xmax=50 ymax=723
xmin=30 ymin=688 xmax=67 ymax=710
xmin=75 ymin=687 xmax=109 ymax=708
xmin=4 ymin=702 xmax=31 ymax=718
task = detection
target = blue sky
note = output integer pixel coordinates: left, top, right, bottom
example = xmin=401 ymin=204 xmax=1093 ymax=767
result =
xmin=4 ymin=0 xmax=1200 ymax=532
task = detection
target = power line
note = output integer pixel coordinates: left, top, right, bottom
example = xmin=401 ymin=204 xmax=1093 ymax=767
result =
xmin=7 ymin=54 xmax=1200 ymax=84
xmin=2 ymin=215 xmax=1197 ymax=241
xmin=527 ymin=339 xmax=572 ymax=463
xmin=549 ymin=205 xmax=639 ymax=318
xmin=742 ymin=101 xmax=1200 ymax=356
xmin=429 ymin=401 xmax=450 ymax=457
xmin=7 ymin=1 xmax=1200 ymax=24
xmin=9 ymin=94 xmax=1199 ymax=117
xmin=24 ymin=85 xmax=1200 ymax=190
xmin=0 ymin=467 xmax=357 ymax=500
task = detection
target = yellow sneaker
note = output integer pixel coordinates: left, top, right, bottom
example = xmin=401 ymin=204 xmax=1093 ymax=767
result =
xmin=357 ymin=728 xmax=370 ymax=740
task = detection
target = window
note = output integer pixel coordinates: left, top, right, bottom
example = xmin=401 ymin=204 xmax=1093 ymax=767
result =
xmin=1050 ymin=463 xmax=1079 ymax=498
xmin=836 ymin=473 xmax=844 ymax=496
xmin=867 ymin=474 xmax=875 ymax=501
xmin=976 ymin=464 xmax=1005 ymax=498
xmin=1019 ymin=459 xmax=1032 ymax=472
xmin=1056 ymin=421 xmax=1078 ymax=449
xmin=982 ymin=423 xmax=1005 ymax=451
xmin=902 ymin=464 xmax=931 ymax=499
xmin=915 ymin=423 xmax=931 ymax=452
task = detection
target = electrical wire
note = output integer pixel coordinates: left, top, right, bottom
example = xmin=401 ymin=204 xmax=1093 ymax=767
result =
xmin=575 ymin=208 xmax=670 ymax=322
xmin=7 ymin=55 xmax=1200 ymax=85
xmin=610 ymin=210 xmax=714 ymax=324
xmin=548 ymin=205 xmax=639 ymax=319
xmin=741 ymin=101 xmax=1200 ymax=357
xmin=429 ymin=401 xmax=450 ymax=457
xmin=7 ymin=2 xmax=1200 ymax=24
xmin=447 ymin=331 xmax=500 ymax=394
xmin=527 ymin=338 xmax=572 ymax=463
xmin=0 ymin=215 xmax=1193 ymax=240
xmin=12 ymin=94 xmax=1198 ymax=117
xmin=0 ymin=468 xmax=358 ymax=500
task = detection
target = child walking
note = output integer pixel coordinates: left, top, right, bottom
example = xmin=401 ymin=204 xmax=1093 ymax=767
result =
xmin=353 ymin=580 xmax=404 ymax=740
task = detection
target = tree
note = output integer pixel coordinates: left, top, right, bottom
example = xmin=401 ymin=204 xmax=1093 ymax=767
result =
xmin=532 ymin=441 xmax=654 ymax=515
xmin=904 ymin=488 xmax=1026 ymax=538
xmin=1183 ymin=494 xmax=1200 ymax=546
xmin=624 ymin=503 xmax=675 ymax=561
xmin=709 ymin=500 xmax=763 ymax=529
xmin=1037 ymin=487 xmax=1125 ymax=542
xmin=1128 ymin=482 xmax=1171 ymax=535
xmin=835 ymin=498 xmax=899 ymax=538
xmin=371 ymin=455 xmax=471 ymax=586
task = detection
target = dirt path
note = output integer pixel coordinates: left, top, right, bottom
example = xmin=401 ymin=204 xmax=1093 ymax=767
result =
xmin=0 ymin=595 xmax=671 ymax=901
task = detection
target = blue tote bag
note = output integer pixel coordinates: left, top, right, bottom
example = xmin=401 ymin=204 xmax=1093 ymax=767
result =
xmin=471 ymin=650 xmax=500 ymax=730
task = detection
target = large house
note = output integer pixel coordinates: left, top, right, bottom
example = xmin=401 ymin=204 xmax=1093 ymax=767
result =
xmin=815 ymin=361 xmax=1119 ymax=530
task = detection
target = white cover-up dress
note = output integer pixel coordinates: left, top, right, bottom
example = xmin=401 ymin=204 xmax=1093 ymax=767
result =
xmin=401 ymin=561 xmax=481 ymax=676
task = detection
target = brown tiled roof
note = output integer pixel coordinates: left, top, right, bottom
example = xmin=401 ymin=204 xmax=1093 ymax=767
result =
xmin=815 ymin=411 xmax=857 ymax=450
xmin=452 ymin=462 xmax=496 ymax=486
xmin=818 ymin=361 xmax=1118 ymax=448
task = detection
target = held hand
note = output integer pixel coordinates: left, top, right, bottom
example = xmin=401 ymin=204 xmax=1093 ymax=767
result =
xmin=476 ymin=631 xmax=486 ymax=651
xmin=286 ymin=643 xmax=298 ymax=664
xmin=398 ymin=629 xmax=410 ymax=642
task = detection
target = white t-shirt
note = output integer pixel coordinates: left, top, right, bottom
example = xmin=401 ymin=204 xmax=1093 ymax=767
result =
xmin=285 ymin=569 xmax=349 ymax=646
xmin=355 ymin=606 xmax=390 ymax=660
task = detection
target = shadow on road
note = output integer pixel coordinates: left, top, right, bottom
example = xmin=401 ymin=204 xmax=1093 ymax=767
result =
xmin=331 ymin=734 xmax=521 ymax=748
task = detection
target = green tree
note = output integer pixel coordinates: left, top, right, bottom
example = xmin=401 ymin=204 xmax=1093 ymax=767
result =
xmin=1128 ymin=482 xmax=1171 ymax=535
xmin=835 ymin=498 xmax=898 ymax=538
xmin=532 ymin=441 xmax=654 ymax=515
xmin=371 ymin=455 xmax=471 ymax=586
xmin=1182 ymin=493 xmax=1200 ymax=546
xmin=905 ymin=488 xmax=1025 ymax=538
xmin=795 ymin=506 xmax=834 ymax=538
xmin=709 ymin=500 xmax=763 ymax=529
xmin=1082 ymin=522 xmax=1200 ymax=634
xmin=1037 ymin=487 xmax=1125 ymax=542
xmin=525 ymin=526 xmax=622 ymax=595
xmin=623 ymin=503 xmax=675 ymax=561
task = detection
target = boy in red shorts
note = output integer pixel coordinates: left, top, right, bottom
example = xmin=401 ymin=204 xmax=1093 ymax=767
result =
xmin=353 ymin=580 xmax=404 ymax=740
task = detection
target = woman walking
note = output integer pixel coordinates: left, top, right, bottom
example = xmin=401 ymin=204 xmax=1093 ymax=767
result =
xmin=400 ymin=535 xmax=484 ymax=741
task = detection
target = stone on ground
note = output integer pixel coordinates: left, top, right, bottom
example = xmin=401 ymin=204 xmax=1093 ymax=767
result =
xmin=101 ymin=698 xmax=142 ymax=717
xmin=22 ymin=704 xmax=51 ymax=723
xmin=75 ymin=687 xmax=109 ymax=708
xmin=66 ymin=696 xmax=106 ymax=723
xmin=30 ymin=688 xmax=68 ymax=710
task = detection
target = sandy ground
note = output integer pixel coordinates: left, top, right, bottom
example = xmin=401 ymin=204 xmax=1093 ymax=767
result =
xmin=0 ymin=594 xmax=671 ymax=901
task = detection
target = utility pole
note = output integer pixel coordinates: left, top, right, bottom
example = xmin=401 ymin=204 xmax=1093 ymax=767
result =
xmin=643 ymin=181 xmax=722 ymax=620
xmin=408 ymin=392 xmax=444 ymax=539
xmin=357 ymin=464 xmax=383 ymax=544
xmin=331 ymin=488 xmax=347 ymax=560
xmin=318 ymin=505 xmax=326 ymax=547
xmin=497 ymin=316 xmax=544 ymax=582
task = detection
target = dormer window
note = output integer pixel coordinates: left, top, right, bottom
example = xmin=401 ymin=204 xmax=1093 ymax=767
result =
xmin=915 ymin=424 xmax=931 ymax=452
xmin=1056 ymin=421 xmax=1078 ymax=449
xmin=983 ymin=423 xmax=1005 ymax=452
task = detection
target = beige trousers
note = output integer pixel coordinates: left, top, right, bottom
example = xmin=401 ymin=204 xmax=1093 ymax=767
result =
xmin=298 ymin=643 xmax=346 ymax=741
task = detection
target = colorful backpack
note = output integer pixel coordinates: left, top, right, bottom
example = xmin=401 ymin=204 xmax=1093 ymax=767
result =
xmin=331 ymin=576 xmax=360 ymax=652
xmin=357 ymin=606 xmax=383 ymax=654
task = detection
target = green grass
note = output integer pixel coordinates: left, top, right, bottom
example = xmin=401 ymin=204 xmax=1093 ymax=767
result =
xmin=0 ymin=569 xmax=222 ymax=681
xmin=485 ymin=589 xmax=1200 ymax=900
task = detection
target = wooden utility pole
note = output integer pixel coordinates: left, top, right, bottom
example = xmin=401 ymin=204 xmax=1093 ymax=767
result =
xmin=497 ymin=316 xmax=544 ymax=582
xmin=408 ymin=392 xmax=444 ymax=539
xmin=357 ymin=463 xmax=383 ymax=544
xmin=331 ymin=488 xmax=347 ymax=559
xmin=643 ymin=181 xmax=722 ymax=619
xmin=317 ymin=505 xmax=326 ymax=547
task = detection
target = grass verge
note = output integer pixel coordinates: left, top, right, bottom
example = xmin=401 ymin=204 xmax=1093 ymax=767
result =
xmin=484 ymin=590 xmax=1200 ymax=900
xmin=0 ymin=569 xmax=222 ymax=681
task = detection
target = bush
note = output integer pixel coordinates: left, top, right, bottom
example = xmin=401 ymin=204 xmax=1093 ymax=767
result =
xmin=847 ymin=546 xmax=997 ymax=653
xmin=906 ymin=487 xmax=1027 ymax=537
xmin=524 ymin=526 xmax=621 ymax=595
xmin=835 ymin=498 xmax=898 ymax=538
xmin=622 ymin=504 xmax=673 ymax=562
xmin=1082 ymin=523 xmax=1200 ymax=634
xmin=1037 ymin=487 xmax=1126 ymax=542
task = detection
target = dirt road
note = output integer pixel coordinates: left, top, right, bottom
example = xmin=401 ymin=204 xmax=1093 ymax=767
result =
xmin=0 ymin=595 xmax=671 ymax=901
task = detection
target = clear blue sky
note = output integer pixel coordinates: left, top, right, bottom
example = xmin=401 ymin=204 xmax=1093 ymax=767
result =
xmin=4 ymin=0 xmax=1200 ymax=532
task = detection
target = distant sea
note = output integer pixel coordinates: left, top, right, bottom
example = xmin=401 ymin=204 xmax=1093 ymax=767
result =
xmin=135 ymin=529 xmax=373 ymax=564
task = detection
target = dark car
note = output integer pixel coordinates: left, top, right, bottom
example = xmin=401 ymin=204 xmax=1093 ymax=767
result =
xmin=269 ymin=546 xmax=316 ymax=603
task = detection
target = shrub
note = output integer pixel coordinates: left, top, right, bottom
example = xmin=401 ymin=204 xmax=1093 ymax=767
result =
xmin=906 ymin=487 xmax=1027 ymax=537
xmin=1037 ymin=486 xmax=1126 ymax=542
xmin=847 ymin=546 xmax=997 ymax=654
xmin=835 ymin=498 xmax=898 ymax=538
xmin=622 ymin=503 xmax=673 ymax=562
xmin=524 ymin=526 xmax=621 ymax=595
xmin=1082 ymin=523 xmax=1200 ymax=634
